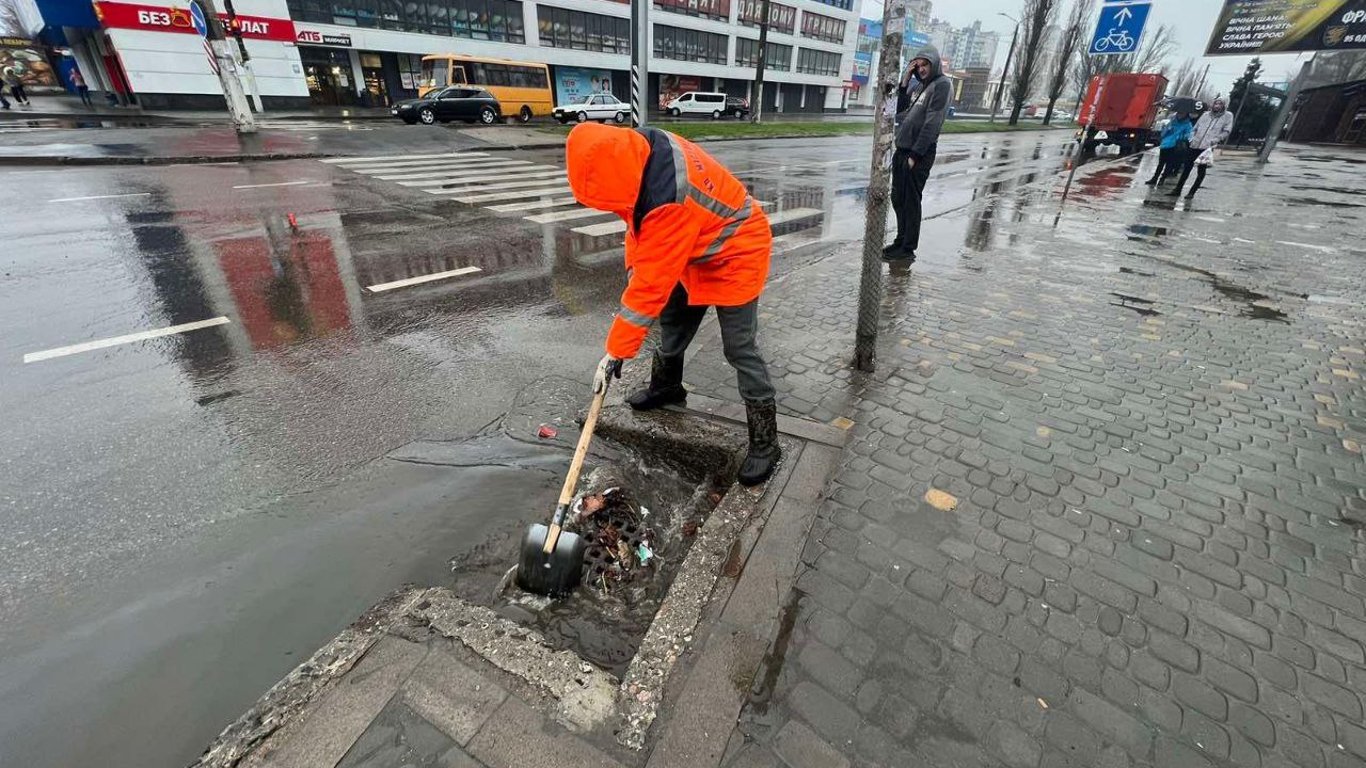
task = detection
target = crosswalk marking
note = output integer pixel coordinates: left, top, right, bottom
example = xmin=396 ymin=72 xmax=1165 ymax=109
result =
xmin=322 ymin=154 xmax=823 ymax=248
xmin=424 ymin=176 xmax=569 ymax=196
xmin=526 ymin=208 xmax=612 ymax=224
xmin=367 ymin=266 xmax=483 ymax=293
xmin=322 ymin=152 xmax=481 ymax=164
xmin=382 ymin=163 xmax=541 ymax=181
xmin=449 ymin=184 xmax=571 ymax=203
xmin=398 ymin=169 xmax=563 ymax=188
xmin=486 ymin=198 xmax=579 ymax=212
xmin=573 ymin=220 xmax=628 ymax=237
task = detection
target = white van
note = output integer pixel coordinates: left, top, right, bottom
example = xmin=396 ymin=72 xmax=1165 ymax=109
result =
xmin=664 ymin=91 xmax=729 ymax=119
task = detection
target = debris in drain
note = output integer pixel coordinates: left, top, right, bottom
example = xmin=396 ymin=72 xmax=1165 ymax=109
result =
xmin=537 ymin=424 xmax=558 ymax=439
xmin=568 ymin=486 xmax=659 ymax=590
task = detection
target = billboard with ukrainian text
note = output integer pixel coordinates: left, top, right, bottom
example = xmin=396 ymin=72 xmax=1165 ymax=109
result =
xmin=1205 ymin=0 xmax=1366 ymax=55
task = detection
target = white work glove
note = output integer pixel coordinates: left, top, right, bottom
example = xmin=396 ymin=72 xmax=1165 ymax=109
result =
xmin=593 ymin=354 xmax=622 ymax=394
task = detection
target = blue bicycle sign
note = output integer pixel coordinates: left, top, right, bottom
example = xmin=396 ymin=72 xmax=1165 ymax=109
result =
xmin=1089 ymin=1 xmax=1150 ymax=56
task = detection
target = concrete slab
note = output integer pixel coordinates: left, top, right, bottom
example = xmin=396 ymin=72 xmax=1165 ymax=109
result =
xmin=246 ymin=636 xmax=429 ymax=768
xmin=465 ymin=697 xmax=626 ymax=768
xmin=400 ymin=645 xmax=509 ymax=746
xmin=335 ymin=698 xmax=470 ymax=768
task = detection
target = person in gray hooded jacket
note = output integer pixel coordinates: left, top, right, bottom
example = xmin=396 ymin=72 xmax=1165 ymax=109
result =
xmin=885 ymin=46 xmax=952 ymax=262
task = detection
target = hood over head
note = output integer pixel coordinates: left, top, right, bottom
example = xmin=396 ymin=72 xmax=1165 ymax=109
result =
xmin=566 ymin=123 xmax=651 ymax=217
xmin=908 ymin=45 xmax=943 ymax=82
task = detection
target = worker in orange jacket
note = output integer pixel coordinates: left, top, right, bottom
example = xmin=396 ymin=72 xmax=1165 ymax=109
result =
xmin=568 ymin=122 xmax=779 ymax=486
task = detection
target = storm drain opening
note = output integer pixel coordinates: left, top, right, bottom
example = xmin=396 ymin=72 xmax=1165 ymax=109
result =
xmin=444 ymin=381 xmax=738 ymax=678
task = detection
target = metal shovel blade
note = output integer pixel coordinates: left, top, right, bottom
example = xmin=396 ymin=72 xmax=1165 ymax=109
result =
xmin=515 ymin=523 xmax=587 ymax=596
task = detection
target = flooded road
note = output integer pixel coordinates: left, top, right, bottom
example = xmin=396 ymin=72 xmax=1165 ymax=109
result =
xmin=0 ymin=128 xmax=1080 ymax=768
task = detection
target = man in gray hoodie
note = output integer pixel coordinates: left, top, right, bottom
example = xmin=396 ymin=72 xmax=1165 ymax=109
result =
xmin=885 ymin=46 xmax=952 ymax=262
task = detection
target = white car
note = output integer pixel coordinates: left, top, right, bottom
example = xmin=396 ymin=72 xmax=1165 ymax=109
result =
xmin=553 ymin=93 xmax=630 ymax=124
xmin=665 ymin=91 xmax=730 ymax=119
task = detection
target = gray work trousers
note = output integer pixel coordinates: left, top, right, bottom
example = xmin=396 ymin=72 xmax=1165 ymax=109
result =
xmin=657 ymin=283 xmax=776 ymax=404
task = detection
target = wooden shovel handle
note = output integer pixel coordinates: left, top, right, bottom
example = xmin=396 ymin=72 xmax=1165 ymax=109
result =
xmin=543 ymin=382 xmax=608 ymax=554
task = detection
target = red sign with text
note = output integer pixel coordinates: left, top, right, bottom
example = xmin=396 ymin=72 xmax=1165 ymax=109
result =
xmin=94 ymin=1 xmax=297 ymax=42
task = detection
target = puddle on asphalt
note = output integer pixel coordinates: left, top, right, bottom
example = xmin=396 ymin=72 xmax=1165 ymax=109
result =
xmin=1110 ymin=292 xmax=1162 ymax=316
xmin=1283 ymin=196 xmax=1366 ymax=209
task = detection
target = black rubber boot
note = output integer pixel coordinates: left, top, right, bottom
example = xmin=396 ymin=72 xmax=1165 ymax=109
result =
xmin=626 ymin=355 xmax=686 ymax=411
xmin=738 ymin=400 xmax=781 ymax=486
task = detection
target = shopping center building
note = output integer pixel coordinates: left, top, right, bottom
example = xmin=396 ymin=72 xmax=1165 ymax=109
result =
xmin=18 ymin=0 xmax=862 ymax=112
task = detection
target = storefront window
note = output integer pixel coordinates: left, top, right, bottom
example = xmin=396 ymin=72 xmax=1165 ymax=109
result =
xmin=653 ymin=25 xmax=725 ymax=64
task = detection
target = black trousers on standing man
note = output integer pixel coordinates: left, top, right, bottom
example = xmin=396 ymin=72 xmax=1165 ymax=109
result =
xmin=890 ymin=147 xmax=935 ymax=256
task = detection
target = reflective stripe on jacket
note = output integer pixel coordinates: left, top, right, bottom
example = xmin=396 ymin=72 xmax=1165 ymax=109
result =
xmin=565 ymin=123 xmax=771 ymax=359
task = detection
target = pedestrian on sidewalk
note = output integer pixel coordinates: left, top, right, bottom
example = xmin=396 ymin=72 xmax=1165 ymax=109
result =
xmin=568 ymin=122 xmax=782 ymax=487
xmin=1145 ymin=110 xmax=1193 ymax=186
xmin=0 ymin=87 xmax=9 ymax=110
xmin=885 ymin=46 xmax=952 ymax=263
xmin=4 ymin=68 xmax=30 ymax=105
xmin=70 ymin=68 xmax=92 ymax=107
xmin=1168 ymin=98 xmax=1233 ymax=198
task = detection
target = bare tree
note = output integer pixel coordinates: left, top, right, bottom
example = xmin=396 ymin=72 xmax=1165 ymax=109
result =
xmin=1044 ymin=0 xmax=1094 ymax=123
xmin=1008 ymin=0 xmax=1060 ymax=125
xmin=0 ymin=0 xmax=25 ymax=36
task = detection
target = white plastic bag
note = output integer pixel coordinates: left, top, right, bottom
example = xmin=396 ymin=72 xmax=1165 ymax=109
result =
xmin=1195 ymin=147 xmax=1215 ymax=167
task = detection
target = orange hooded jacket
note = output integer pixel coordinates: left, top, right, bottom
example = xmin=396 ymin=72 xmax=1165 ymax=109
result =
xmin=566 ymin=123 xmax=771 ymax=360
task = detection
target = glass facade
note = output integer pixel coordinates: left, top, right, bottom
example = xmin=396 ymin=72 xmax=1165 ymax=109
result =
xmin=736 ymin=0 xmax=794 ymax=34
xmin=537 ymin=6 xmax=630 ymax=52
xmin=807 ymin=0 xmax=851 ymax=10
xmin=735 ymin=38 xmax=791 ymax=70
xmin=653 ymin=0 xmax=729 ymax=22
xmin=287 ymin=0 xmax=524 ymax=41
xmin=796 ymin=47 xmax=839 ymax=76
xmin=654 ymin=25 xmax=727 ymax=64
xmin=801 ymin=11 xmax=845 ymax=43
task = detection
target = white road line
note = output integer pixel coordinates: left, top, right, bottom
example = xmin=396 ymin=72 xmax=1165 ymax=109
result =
xmin=525 ymin=207 xmax=612 ymax=224
xmin=398 ymin=169 xmax=563 ymax=188
xmin=426 ymin=176 xmax=569 ymax=195
xmin=232 ymin=180 xmax=316 ymax=189
xmin=367 ymin=266 xmax=482 ymax=293
xmin=48 ymin=192 xmax=151 ymax=203
xmin=1276 ymin=240 xmax=1335 ymax=253
xmin=450 ymin=184 xmax=570 ymax=203
xmin=23 ymin=316 xmax=230 ymax=363
xmin=573 ymin=219 xmax=628 ymax=237
xmin=322 ymin=152 xmax=485 ymax=164
xmin=486 ymin=197 xmax=579 ymax=212
xmin=766 ymin=207 xmax=823 ymax=225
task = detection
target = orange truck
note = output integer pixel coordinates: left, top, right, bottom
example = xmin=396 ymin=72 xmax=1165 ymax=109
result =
xmin=1076 ymin=73 xmax=1169 ymax=155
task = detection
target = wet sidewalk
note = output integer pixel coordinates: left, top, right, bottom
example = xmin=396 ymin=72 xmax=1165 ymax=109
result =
xmin=672 ymin=144 xmax=1366 ymax=768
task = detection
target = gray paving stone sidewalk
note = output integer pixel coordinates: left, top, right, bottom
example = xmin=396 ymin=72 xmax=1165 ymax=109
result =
xmin=674 ymin=145 xmax=1366 ymax=768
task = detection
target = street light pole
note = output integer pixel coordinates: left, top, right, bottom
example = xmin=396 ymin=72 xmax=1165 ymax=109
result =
xmin=196 ymin=0 xmax=256 ymax=133
xmin=852 ymin=0 xmax=906 ymax=372
xmin=630 ymin=0 xmax=649 ymax=126
xmin=750 ymin=0 xmax=772 ymax=123
xmin=1258 ymin=58 xmax=1312 ymax=164
xmin=988 ymin=17 xmax=1018 ymax=124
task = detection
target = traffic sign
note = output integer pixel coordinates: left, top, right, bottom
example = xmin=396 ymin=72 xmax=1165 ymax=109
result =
xmin=188 ymin=0 xmax=209 ymax=38
xmin=1089 ymin=0 xmax=1151 ymax=56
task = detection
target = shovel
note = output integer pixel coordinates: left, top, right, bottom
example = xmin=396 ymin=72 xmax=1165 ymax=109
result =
xmin=515 ymin=380 xmax=608 ymax=596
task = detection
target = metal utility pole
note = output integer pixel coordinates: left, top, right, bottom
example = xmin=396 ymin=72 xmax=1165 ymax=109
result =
xmin=1194 ymin=63 xmax=1210 ymax=99
xmin=222 ymin=0 xmax=264 ymax=112
xmin=1258 ymin=58 xmax=1311 ymax=164
xmin=750 ymin=0 xmax=772 ymax=123
xmin=195 ymin=0 xmax=256 ymax=133
xmin=852 ymin=0 xmax=906 ymax=373
xmin=989 ymin=18 xmax=1018 ymax=123
xmin=630 ymin=0 xmax=649 ymax=126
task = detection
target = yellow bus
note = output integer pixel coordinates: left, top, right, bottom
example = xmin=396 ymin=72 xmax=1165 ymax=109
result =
xmin=419 ymin=54 xmax=553 ymax=122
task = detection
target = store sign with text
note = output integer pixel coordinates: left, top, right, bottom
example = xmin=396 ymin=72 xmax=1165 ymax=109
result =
xmin=94 ymin=1 xmax=297 ymax=42
xmin=296 ymin=29 xmax=352 ymax=46
xmin=1205 ymin=0 xmax=1366 ymax=54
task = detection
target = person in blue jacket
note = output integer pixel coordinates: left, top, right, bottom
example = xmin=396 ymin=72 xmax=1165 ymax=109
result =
xmin=1145 ymin=110 xmax=1194 ymax=186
